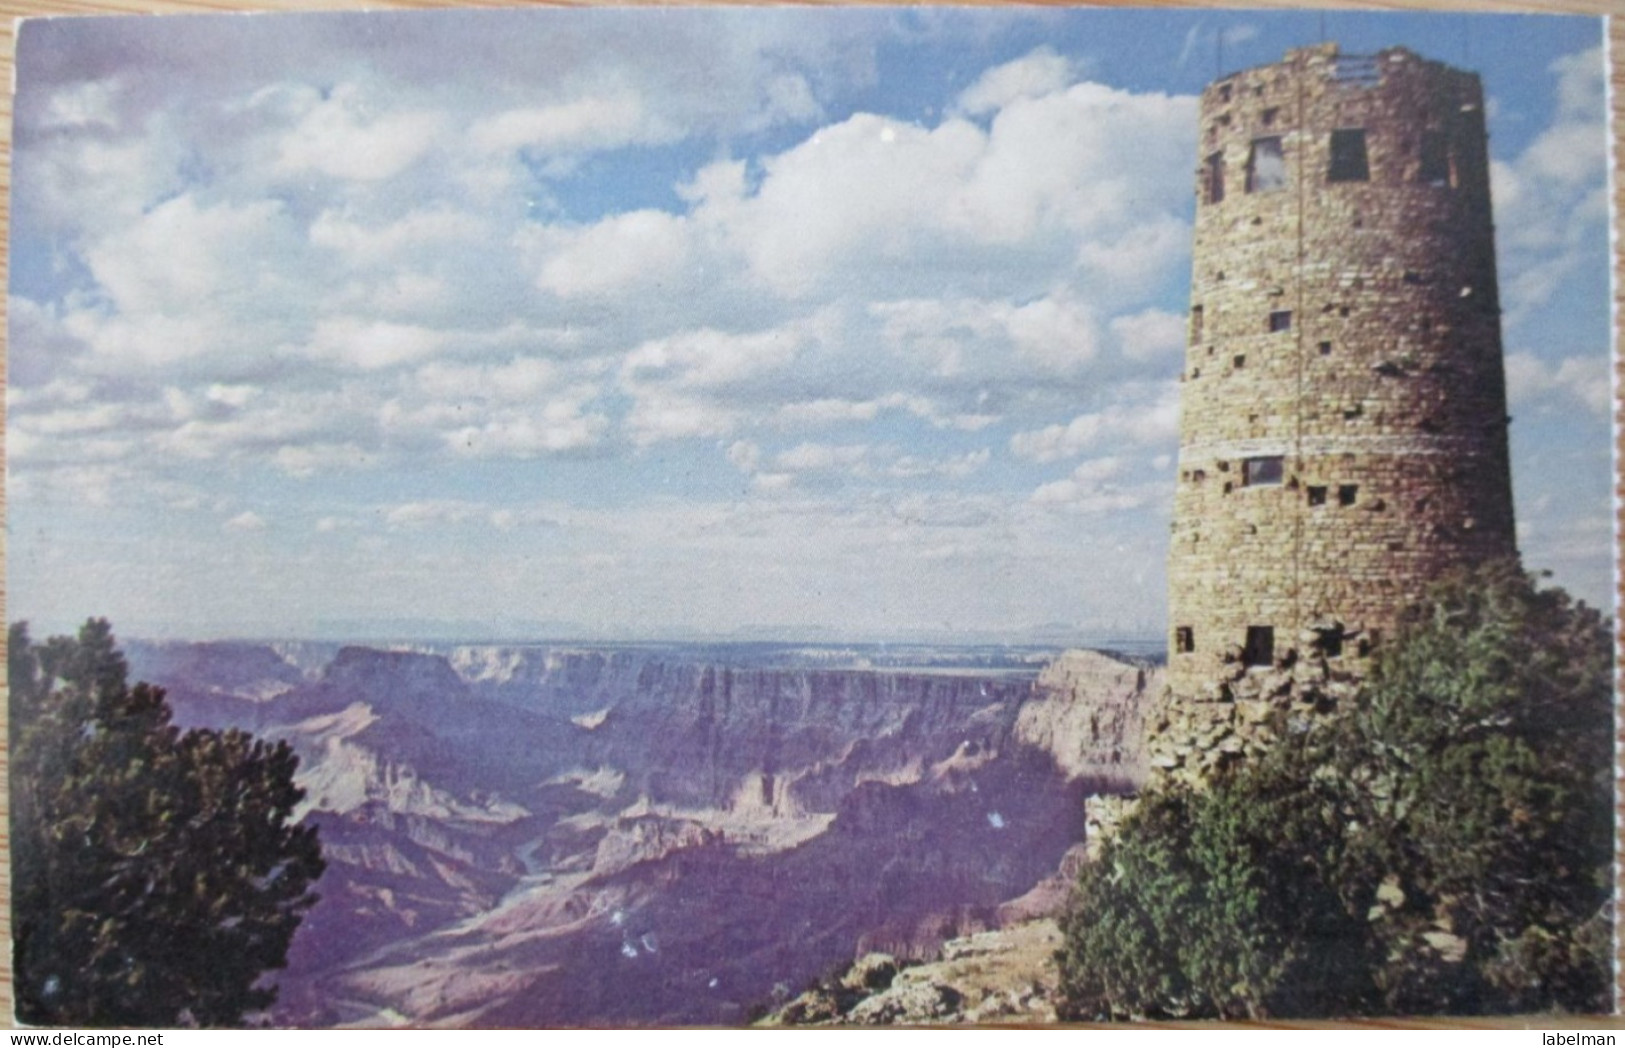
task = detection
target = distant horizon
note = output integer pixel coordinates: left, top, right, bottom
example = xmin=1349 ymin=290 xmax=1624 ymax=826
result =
xmin=105 ymin=628 xmax=1172 ymax=680
xmin=104 ymin=622 xmax=1167 ymax=653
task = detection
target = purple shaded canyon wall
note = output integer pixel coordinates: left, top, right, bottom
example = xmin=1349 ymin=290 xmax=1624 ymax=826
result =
xmin=126 ymin=640 xmax=1157 ymax=1026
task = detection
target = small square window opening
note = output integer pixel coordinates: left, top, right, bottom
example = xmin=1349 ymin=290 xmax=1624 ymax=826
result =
xmin=1243 ymin=456 xmax=1284 ymax=487
xmin=1246 ymin=136 xmax=1286 ymax=193
xmin=1204 ymin=152 xmax=1226 ymax=204
xmin=1328 ymin=128 xmax=1370 ymax=182
xmin=1243 ymin=626 xmax=1275 ymax=667
xmin=1418 ymin=130 xmax=1452 ymax=186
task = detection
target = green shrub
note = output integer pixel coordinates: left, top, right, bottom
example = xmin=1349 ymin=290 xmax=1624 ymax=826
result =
xmin=11 ymin=619 xmax=326 ymax=1027
xmin=1058 ymin=562 xmax=1613 ymax=1020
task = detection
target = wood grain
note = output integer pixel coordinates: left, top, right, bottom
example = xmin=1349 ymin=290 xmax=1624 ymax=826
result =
xmin=0 ymin=0 xmax=1619 ymax=1031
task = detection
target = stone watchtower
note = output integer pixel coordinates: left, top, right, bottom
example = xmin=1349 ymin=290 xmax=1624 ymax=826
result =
xmin=1166 ymin=44 xmax=1517 ymax=702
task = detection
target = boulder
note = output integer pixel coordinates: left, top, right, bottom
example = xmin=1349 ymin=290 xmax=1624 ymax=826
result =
xmin=841 ymin=953 xmax=899 ymax=993
xmin=847 ymin=982 xmax=964 ymax=1025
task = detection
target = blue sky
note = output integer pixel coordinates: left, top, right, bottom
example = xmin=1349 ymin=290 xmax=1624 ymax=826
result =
xmin=7 ymin=7 xmax=1611 ymax=642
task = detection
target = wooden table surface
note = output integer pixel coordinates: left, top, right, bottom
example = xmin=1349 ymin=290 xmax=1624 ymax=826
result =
xmin=0 ymin=0 xmax=1619 ymax=1030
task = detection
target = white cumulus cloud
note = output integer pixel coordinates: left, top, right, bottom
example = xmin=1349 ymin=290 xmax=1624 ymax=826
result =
xmin=274 ymin=83 xmax=444 ymax=181
xmin=1010 ymin=383 xmax=1180 ymax=463
xmin=1504 ymin=351 xmax=1610 ymax=417
xmin=224 ymin=510 xmax=267 ymax=531
xmin=956 ymin=46 xmax=1078 ymax=116
xmin=469 ymin=91 xmax=670 ymax=157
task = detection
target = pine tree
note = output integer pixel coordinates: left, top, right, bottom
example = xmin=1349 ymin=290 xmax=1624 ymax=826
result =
xmin=10 ymin=619 xmax=325 ymax=1027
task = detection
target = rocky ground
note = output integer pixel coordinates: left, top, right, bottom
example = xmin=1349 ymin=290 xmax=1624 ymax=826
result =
xmin=760 ymin=918 xmax=1063 ymax=1026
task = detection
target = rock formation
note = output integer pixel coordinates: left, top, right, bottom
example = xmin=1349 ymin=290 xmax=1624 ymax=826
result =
xmin=1016 ymin=648 xmax=1155 ymax=788
xmin=764 ymin=920 xmax=1064 ymax=1026
xmin=124 ymin=638 xmax=1158 ymax=1027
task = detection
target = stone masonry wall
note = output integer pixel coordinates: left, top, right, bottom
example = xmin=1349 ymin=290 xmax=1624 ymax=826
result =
xmin=1165 ymin=43 xmax=1517 ymax=706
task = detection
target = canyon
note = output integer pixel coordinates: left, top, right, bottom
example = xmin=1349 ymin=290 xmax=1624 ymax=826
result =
xmin=125 ymin=639 xmax=1159 ymax=1027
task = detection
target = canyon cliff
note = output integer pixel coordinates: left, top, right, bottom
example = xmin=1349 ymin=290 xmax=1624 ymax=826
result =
xmin=126 ymin=639 xmax=1159 ymax=1027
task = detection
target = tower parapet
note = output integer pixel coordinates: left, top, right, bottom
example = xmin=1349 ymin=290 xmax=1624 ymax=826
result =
xmin=1166 ymin=44 xmax=1517 ymax=702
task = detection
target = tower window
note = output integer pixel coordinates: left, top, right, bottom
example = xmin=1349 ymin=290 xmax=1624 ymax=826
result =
xmin=1338 ymin=484 xmax=1358 ymax=506
xmin=1332 ymin=55 xmax=1381 ymax=86
xmin=1218 ymin=82 xmax=1233 ymax=103
xmin=1268 ymin=310 xmax=1292 ymax=332
xmin=1328 ymin=129 xmax=1370 ymax=182
xmin=1246 ymin=136 xmax=1286 ymax=192
xmin=1307 ymin=485 xmax=1327 ymax=506
xmin=1175 ymin=627 xmax=1195 ymax=654
xmin=1190 ymin=304 xmax=1204 ymax=343
xmin=1233 ymin=354 xmax=1246 ymax=369
xmin=1318 ymin=341 xmax=1333 ymax=356
xmin=1243 ymin=626 xmax=1275 ymax=667
xmin=1243 ymin=456 xmax=1284 ymax=486
xmin=1204 ymin=152 xmax=1226 ymax=204
xmin=1261 ymin=106 xmax=1279 ymax=127
xmin=1314 ymin=627 xmax=1344 ymax=658
xmin=1419 ymin=130 xmax=1453 ymax=186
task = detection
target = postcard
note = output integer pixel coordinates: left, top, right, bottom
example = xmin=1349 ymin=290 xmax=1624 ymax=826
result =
xmin=6 ymin=5 xmax=1614 ymax=1027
